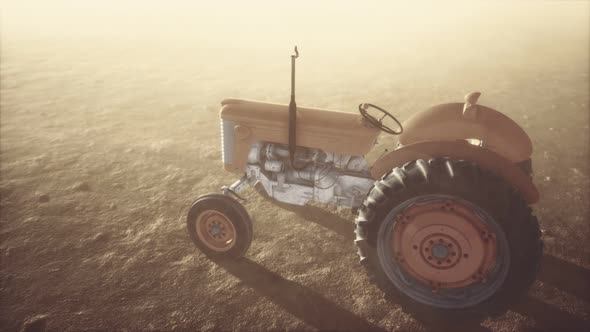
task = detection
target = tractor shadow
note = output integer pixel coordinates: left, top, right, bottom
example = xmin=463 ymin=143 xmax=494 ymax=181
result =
xmin=512 ymin=254 xmax=590 ymax=332
xmin=264 ymin=199 xmax=590 ymax=332
xmin=214 ymin=258 xmax=387 ymax=332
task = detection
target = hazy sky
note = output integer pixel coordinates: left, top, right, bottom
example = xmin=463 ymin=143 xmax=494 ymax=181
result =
xmin=2 ymin=0 xmax=588 ymax=96
xmin=3 ymin=1 xmax=588 ymax=54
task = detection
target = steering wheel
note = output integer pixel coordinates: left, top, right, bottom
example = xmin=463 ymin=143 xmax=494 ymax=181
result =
xmin=358 ymin=103 xmax=403 ymax=135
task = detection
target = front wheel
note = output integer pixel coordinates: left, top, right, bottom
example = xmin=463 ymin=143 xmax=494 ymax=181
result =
xmin=187 ymin=194 xmax=253 ymax=259
xmin=355 ymin=158 xmax=542 ymax=327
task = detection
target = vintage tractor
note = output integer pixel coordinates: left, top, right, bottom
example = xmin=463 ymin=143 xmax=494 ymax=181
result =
xmin=186 ymin=47 xmax=543 ymax=325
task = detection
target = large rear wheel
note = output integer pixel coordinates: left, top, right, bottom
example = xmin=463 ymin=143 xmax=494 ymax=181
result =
xmin=355 ymin=158 xmax=542 ymax=327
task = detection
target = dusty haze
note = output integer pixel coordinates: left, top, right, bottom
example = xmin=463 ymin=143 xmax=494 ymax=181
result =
xmin=3 ymin=1 xmax=589 ymax=100
xmin=1 ymin=1 xmax=589 ymax=331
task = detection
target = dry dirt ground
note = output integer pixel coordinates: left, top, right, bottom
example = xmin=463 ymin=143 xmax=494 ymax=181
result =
xmin=1 ymin=11 xmax=590 ymax=332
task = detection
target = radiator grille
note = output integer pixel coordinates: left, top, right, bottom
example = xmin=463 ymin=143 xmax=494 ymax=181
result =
xmin=220 ymin=120 xmax=235 ymax=164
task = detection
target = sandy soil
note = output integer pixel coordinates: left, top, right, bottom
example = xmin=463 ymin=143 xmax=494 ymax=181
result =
xmin=1 ymin=2 xmax=589 ymax=331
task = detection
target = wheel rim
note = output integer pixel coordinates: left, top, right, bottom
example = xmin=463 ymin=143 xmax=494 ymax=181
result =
xmin=377 ymin=195 xmax=510 ymax=309
xmin=195 ymin=210 xmax=237 ymax=252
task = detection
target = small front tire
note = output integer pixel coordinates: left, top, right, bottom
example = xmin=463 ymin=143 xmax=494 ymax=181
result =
xmin=187 ymin=194 xmax=253 ymax=259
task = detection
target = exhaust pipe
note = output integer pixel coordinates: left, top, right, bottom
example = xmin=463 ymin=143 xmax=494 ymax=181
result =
xmin=288 ymin=46 xmax=299 ymax=167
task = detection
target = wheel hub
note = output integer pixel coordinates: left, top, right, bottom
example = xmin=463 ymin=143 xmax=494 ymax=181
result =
xmin=391 ymin=199 xmax=497 ymax=290
xmin=431 ymin=243 xmax=449 ymax=259
xmin=209 ymin=223 xmax=222 ymax=236
xmin=195 ymin=210 xmax=237 ymax=252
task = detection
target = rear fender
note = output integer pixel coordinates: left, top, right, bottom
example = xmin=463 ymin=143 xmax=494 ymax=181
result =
xmin=370 ymin=140 xmax=539 ymax=204
xmin=398 ymin=102 xmax=533 ymax=163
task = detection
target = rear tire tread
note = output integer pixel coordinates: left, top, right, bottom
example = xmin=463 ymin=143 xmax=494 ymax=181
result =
xmin=354 ymin=158 xmax=542 ymax=327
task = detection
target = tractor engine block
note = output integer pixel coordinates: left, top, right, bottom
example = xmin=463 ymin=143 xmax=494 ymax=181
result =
xmin=244 ymin=143 xmax=375 ymax=208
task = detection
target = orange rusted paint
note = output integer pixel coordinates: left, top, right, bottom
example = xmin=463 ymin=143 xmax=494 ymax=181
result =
xmin=195 ymin=210 xmax=237 ymax=252
xmin=220 ymin=98 xmax=379 ymax=173
xmin=398 ymin=101 xmax=533 ymax=163
xmin=391 ymin=200 xmax=497 ymax=289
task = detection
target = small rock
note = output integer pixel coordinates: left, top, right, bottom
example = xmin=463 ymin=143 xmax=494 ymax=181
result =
xmin=24 ymin=217 xmax=40 ymax=223
xmin=91 ymin=232 xmax=109 ymax=243
xmin=108 ymin=202 xmax=117 ymax=210
xmin=35 ymin=192 xmax=50 ymax=203
xmin=20 ymin=314 xmax=49 ymax=332
xmin=71 ymin=181 xmax=90 ymax=192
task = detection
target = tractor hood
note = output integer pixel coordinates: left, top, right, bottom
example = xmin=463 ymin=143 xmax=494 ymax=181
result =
xmin=220 ymin=98 xmax=379 ymax=155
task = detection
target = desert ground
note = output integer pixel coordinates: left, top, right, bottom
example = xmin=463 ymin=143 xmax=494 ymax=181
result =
xmin=1 ymin=1 xmax=589 ymax=331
